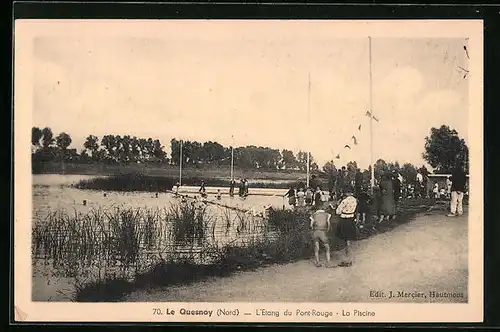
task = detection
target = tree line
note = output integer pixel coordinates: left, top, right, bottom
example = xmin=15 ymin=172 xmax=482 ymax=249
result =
xmin=31 ymin=124 xmax=468 ymax=176
xmin=31 ymin=127 xmax=319 ymax=171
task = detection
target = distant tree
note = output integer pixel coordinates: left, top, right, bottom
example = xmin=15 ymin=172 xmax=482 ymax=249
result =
xmin=130 ymin=136 xmax=140 ymax=162
xmin=189 ymin=141 xmax=203 ymax=164
xmin=41 ymin=127 xmax=54 ymax=148
xmin=83 ymin=135 xmax=100 ymax=160
xmin=138 ymin=138 xmax=148 ymax=160
xmin=170 ymin=138 xmax=181 ymax=165
xmin=31 ymin=127 xmax=43 ymax=151
xmin=114 ymin=135 xmax=123 ymax=161
xmin=234 ymin=146 xmax=254 ymax=169
xmin=296 ymin=151 xmax=315 ymax=172
xmin=54 ymin=132 xmax=72 ymax=162
xmin=55 ymin=132 xmax=72 ymax=150
xmin=281 ymin=149 xmax=297 ymax=169
xmin=152 ymin=139 xmax=167 ymax=162
xmin=346 ymin=161 xmax=358 ymax=186
xmin=120 ymin=135 xmax=132 ymax=162
xmin=423 ymin=125 xmax=469 ymax=173
xmin=101 ymin=135 xmax=117 ymax=162
xmin=400 ymin=163 xmax=418 ymax=185
xmin=374 ymin=159 xmax=388 ymax=180
xmin=79 ymin=150 xmax=90 ymax=163
xmin=323 ymin=161 xmax=338 ymax=191
xmin=387 ymin=161 xmax=401 ymax=174
xmin=145 ymin=138 xmax=155 ymax=161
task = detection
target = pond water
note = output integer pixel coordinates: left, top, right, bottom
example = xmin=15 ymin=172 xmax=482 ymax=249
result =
xmin=32 ymin=174 xmax=290 ymax=302
xmin=33 ymin=174 xmax=290 ymax=218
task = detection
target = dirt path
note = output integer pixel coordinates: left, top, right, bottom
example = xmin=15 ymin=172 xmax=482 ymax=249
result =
xmin=124 ymin=212 xmax=468 ymax=303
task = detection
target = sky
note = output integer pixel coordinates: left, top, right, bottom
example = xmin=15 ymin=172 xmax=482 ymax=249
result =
xmin=31 ymin=21 xmax=470 ymax=169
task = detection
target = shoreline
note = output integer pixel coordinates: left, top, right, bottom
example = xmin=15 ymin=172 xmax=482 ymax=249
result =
xmin=37 ymin=202 xmax=438 ymax=302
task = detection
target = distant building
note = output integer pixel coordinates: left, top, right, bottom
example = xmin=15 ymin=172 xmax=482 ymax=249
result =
xmin=428 ymin=173 xmax=470 ymax=192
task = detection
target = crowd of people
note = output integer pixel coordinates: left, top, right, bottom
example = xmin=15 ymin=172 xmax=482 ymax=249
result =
xmin=284 ymin=168 xmax=402 ymax=225
xmin=166 ymin=162 xmax=467 ymax=268
xmin=307 ymin=162 xmax=468 ymax=268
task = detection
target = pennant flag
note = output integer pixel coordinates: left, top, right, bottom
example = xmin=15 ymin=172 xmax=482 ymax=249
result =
xmin=358 ymin=124 xmax=361 ymax=131
xmin=366 ymin=110 xmax=379 ymax=122
xmin=351 ymin=135 xmax=358 ymax=145
xmin=344 ymin=144 xmax=351 ymax=150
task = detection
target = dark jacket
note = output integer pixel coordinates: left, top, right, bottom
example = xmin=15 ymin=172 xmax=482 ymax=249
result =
xmin=451 ymin=168 xmax=467 ymax=192
xmin=392 ymin=177 xmax=401 ymax=200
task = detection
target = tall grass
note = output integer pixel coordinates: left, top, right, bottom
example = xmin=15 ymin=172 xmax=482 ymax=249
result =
xmin=74 ymin=173 xmax=176 ymax=192
xmin=34 ymin=198 xmax=430 ymax=302
xmin=168 ymin=203 xmax=210 ymax=246
xmin=73 ymin=173 xmax=313 ymax=192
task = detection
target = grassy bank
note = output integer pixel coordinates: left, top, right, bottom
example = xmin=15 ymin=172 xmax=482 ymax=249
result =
xmin=33 ymin=198 xmax=435 ymax=302
xmin=73 ymin=173 xmax=312 ymax=191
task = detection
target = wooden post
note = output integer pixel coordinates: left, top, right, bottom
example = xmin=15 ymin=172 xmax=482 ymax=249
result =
xmin=179 ymin=140 xmax=183 ymax=186
xmin=306 ymin=72 xmax=311 ymax=188
xmin=369 ymin=36 xmax=375 ymax=193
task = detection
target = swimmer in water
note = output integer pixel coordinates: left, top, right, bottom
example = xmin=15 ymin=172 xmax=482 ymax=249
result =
xmin=199 ymin=181 xmax=207 ymax=198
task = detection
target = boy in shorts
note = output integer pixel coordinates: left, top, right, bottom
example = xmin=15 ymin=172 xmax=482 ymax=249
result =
xmin=310 ymin=202 xmax=332 ymax=267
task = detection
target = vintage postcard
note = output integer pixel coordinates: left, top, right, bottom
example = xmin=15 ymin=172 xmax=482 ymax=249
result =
xmin=14 ymin=19 xmax=483 ymax=323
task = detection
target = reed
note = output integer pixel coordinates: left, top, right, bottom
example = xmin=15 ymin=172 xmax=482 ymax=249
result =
xmin=33 ymin=199 xmax=428 ymax=302
xmin=73 ymin=173 xmax=309 ymax=192
xmin=74 ymin=173 xmax=176 ymax=192
xmin=168 ymin=203 xmax=210 ymax=246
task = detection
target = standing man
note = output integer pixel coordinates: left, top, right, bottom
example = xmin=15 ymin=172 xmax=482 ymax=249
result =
xmin=305 ymin=187 xmax=314 ymax=206
xmin=243 ymin=179 xmax=249 ymax=196
xmin=416 ymin=171 xmax=423 ymax=198
xmin=420 ymin=167 xmax=429 ymax=198
xmin=448 ymin=163 xmax=467 ymax=217
xmin=337 ymin=166 xmax=346 ymax=198
xmin=314 ymin=186 xmax=323 ymax=209
xmin=229 ymin=179 xmax=235 ymax=198
xmin=238 ymin=179 xmax=245 ymax=197
xmin=310 ymin=202 xmax=331 ymax=267
xmin=446 ymin=176 xmax=452 ymax=199
xmin=199 ymin=180 xmax=207 ymax=198
xmin=392 ymin=170 xmax=401 ymax=219
xmin=354 ymin=169 xmax=363 ymax=198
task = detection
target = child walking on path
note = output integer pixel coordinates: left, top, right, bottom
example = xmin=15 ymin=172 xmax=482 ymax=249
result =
xmin=310 ymin=202 xmax=332 ymax=267
xmin=335 ymin=186 xmax=358 ymax=267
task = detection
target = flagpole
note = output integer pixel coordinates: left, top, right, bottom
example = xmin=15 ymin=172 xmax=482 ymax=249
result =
xmin=231 ymin=109 xmax=235 ymax=182
xmin=369 ymin=36 xmax=375 ymax=194
xmin=306 ymin=72 xmax=311 ymax=188
xmin=231 ymin=136 xmax=234 ymax=182
xmin=179 ymin=139 xmax=183 ymax=186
